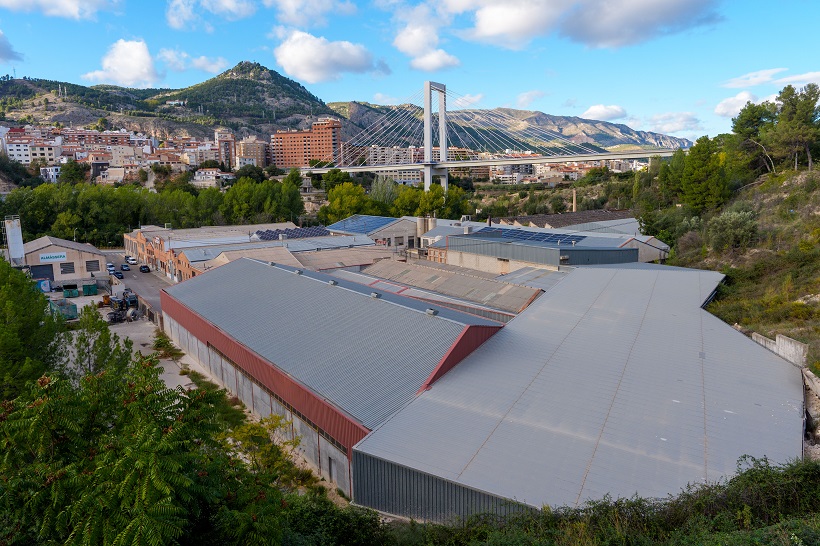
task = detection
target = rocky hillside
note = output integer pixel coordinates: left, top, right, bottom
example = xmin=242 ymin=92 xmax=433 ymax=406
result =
xmin=328 ymin=101 xmax=691 ymax=151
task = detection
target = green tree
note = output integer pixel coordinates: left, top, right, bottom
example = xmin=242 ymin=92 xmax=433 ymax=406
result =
xmin=198 ymin=159 xmax=221 ymax=169
xmin=282 ymin=167 xmax=303 ymax=187
xmin=235 ymin=164 xmax=266 ymax=183
xmin=764 ymin=84 xmax=820 ymax=170
xmin=390 ymin=185 xmax=423 ymax=217
xmin=369 ymin=176 xmax=398 ymax=209
xmin=59 ymin=159 xmax=90 ymax=184
xmin=680 ymin=136 xmax=729 ymax=214
xmin=0 ymin=258 xmax=63 ymax=400
xmin=318 ymin=182 xmax=379 ymax=224
xmin=732 ymin=100 xmax=777 ymax=174
xmin=321 ymin=168 xmax=352 ymax=192
xmin=550 ymin=195 xmax=567 ymax=213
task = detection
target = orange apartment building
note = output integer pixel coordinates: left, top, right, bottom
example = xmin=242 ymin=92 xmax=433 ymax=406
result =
xmin=271 ymin=117 xmax=341 ymax=168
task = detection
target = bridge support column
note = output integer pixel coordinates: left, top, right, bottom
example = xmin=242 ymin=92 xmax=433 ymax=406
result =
xmin=423 ymin=81 xmax=448 ymax=192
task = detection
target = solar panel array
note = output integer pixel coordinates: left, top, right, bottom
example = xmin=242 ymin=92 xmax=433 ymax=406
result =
xmin=254 ymin=226 xmax=330 ymax=241
xmin=475 ymin=227 xmax=586 ymax=245
xmin=327 ymin=215 xmax=397 ymax=234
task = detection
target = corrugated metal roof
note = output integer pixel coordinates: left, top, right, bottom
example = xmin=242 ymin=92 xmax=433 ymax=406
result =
xmin=164 ymin=258 xmax=497 ymax=429
xmin=361 ymin=261 xmax=542 ymax=314
xmin=180 ymin=235 xmax=374 ymax=264
xmin=24 ymin=236 xmax=104 ymax=255
xmin=355 ymin=265 xmax=803 ymax=508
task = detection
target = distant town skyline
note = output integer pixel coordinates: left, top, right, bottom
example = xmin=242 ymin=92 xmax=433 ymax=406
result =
xmin=0 ymin=0 xmax=816 ymax=143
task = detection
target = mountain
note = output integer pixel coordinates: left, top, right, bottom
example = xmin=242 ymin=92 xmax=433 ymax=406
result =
xmin=327 ymin=101 xmax=692 ymax=151
xmin=0 ymin=62 xmax=691 ymax=150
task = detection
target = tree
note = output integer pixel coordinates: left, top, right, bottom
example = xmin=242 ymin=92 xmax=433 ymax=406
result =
xmin=369 ymin=176 xmax=398 ymax=209
xmin=550 ymin=195 xmax=567 ymax=213
xmin=199 ymin=159 xmax=221 ymax=169
xmin=390 ymin=185 xmax=423 ymax=217
xmin=282 ymin=167 xmax=303 ymax=187
xmin=0 ymin=258 xmax=63 ymax=400
xmin=59 ymin=159 xmax=89 ymax=184
xmin=317 ymin=182 xmax=379 ymax=224
xmin=732 ymin=101 xmax=777 ymax=174
xmin=765 ymin=84 xmax=820 ymax=171
xmin=680 ymin=136 xmax=729 ymax=214
xmin=235 ymin=164 xmax=266 ymax=183
xmin=321 ymin=168 xmax=352 ymax=193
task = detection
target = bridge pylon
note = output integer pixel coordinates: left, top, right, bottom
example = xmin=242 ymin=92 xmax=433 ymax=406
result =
xmin=423 ymin=81 xmax=448 ymax=192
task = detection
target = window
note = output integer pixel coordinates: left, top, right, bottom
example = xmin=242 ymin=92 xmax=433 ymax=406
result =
xmin=60 ymin=262 xmax=75 ymax=274
xmin=86 ymin=260 xmax=100 ymax=272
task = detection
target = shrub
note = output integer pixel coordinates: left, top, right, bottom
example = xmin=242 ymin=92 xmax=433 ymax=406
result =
xmin=707 ymin=210 xmax=758 ymax=252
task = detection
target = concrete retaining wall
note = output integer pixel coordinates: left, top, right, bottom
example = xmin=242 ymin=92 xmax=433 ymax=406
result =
xmin=751 ymin=333 xmax=808 ymax=368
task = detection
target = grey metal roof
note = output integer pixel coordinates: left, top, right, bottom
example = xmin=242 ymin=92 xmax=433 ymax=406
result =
xmin=24 ymin=236 xmax=104 ymax=255
xmin=355 ymin=265 xmax=804 ymax=508
xmin=361 ymin=260 xmax=541 ymax=314
xmin=496 ymin=267 xmax=568 ymax=292
xmin=180 ymin=235 xmax=374 ymax=264
xmin=164 ymin=258 xmax=497 ymax=429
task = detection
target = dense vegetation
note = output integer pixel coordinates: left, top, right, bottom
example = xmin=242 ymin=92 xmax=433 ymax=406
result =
xmin=0 ymin=171 xmax=305 ymax=247
xmin=0 ymin=262 xmax=391 ymax=545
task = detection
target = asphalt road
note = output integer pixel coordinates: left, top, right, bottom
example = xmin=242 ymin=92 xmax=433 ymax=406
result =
xmin=102 ymin=250 xmax=172 ymax=312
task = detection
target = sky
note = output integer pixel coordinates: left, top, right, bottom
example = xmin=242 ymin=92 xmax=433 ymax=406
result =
xmin=0 ymin=0 xmax=817 ymax=143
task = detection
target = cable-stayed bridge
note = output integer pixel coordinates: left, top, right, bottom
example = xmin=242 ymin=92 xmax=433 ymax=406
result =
xmin=305 ymin=81 xmax=679 ymax=190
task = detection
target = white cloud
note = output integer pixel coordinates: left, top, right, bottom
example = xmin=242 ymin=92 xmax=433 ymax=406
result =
xmin=722 ymin=68 xmax=787 ymax=88
xmin=190 ymin=55 xmax=229 ymax=72
xmin=560 ymin=0 xmax=721 ymax=48
xmin=0 ymin=31 xmax=22 ymax=62
xmin=165 ymin=0 xmax=255 ymax=29
xmin=273 ymin=30 xmax=384 ymax=83
xmin=648 ymin=112 xmax=701 ymax=134
xmin=453 ymin=93 xmax=483 ymax=108
xmin=0 ymin=0 xmax=114 ymax=19
xmin=262 ymin=0 xmax=355 ymax=26
xmin=774 ymin=71 xmax=820 ymax=86
xmin=581 ymin=104 xmax=627 ymax=120
xmin=201 ymin=0 xmax=256 ymax=18
xmin=517 ymin=90 xmax=544 ymax=108
xmin=82 ymin=39 xmax=159 ymax=88
xmin=158 ymin=48 xmax=228 ymax=73
xmin=158 ymin=48 xmax=188 ymax=71
xmin=166 ymin=0 xmax=198 ymax=29
xmin=410 ymin=49 xmax=459 ymax=71
xmin=373 ymin=92 xmax=399 ymax=105
xmin=392 ymin=4 xmax=459 ymax=71
xmin=462 ymin=0 xmax=565 ymax=48
xmin=714 ymin=91 xmax=757 ymax=118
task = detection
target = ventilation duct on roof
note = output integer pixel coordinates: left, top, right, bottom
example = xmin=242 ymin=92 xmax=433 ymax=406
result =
xmin=328 ymin=280 xmax=338 ymax=286
xmin=370 ymin=292 xmax=381 ymax=299
xmin=294 ymin=269 xmax=302 ymax=275
xmin=426 ymin=308 xmax=438 ymax=316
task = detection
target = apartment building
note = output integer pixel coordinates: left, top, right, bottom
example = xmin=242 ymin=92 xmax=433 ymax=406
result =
xmin=271 ymin=117 xmax=341 ymax=168
xmin=235 ymin=136 xmax=268 ymax=168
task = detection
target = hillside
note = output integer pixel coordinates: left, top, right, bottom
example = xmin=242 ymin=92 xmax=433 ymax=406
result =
xmin=0 ymin=63 xmax=689 ymax=150
xmin=0 ymin=62 xmax=334 ymax=139
xmin=328 ymin=101 xmax=692 ymax=151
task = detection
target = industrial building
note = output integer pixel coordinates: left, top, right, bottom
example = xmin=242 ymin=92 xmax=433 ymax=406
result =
xmin=161 ymin=259 xmax=503 ymax=494
xmin=22 ymin=236 xmax=107 ymax=286
xmin=353 ymin=263 xmax=803 ymax=520
xmin=160 ymin=252 xmax=804 ymax=521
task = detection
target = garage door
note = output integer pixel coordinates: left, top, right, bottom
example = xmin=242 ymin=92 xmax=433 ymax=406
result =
xmin=30 ymin=264 xmax=54 ymax=281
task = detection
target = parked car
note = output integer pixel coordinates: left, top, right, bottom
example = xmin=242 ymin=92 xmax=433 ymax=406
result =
xmin=120 ymin=264 xmax=130 ymax=271
xmin=126 ymin=257 xmax=138 ymax=265
xmin=139 ymin=265 xmax=150 ymax=273
xmin=112 ymin=271 xmax=124 ymax=279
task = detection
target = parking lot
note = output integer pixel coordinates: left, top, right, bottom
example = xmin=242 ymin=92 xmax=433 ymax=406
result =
xmin=102 ymin=250 xmax=173 ymax=312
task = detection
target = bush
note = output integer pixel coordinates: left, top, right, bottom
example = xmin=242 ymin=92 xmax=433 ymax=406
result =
xmin=707 ymin=210 xmax=758 ymax=252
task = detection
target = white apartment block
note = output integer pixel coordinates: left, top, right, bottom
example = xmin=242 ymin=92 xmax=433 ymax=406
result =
xmin=5 ymin=142 xmax=30 ymax=164
xmin=29 ymin=144 xmax=62 ymax=165
xmin=40 ymin=165 xmax=61 ymax=183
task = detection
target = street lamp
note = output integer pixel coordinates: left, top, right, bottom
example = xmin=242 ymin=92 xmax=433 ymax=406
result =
xmin=73 ymin=228 xmax=77 ymax=242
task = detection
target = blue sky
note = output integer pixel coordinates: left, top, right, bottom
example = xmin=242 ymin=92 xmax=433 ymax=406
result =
xmin=0 ymin=0 xmax=817 ymax=142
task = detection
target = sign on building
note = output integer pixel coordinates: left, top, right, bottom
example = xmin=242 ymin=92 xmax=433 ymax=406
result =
xmin=39 ymin=252 xmax=68 ymax=263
